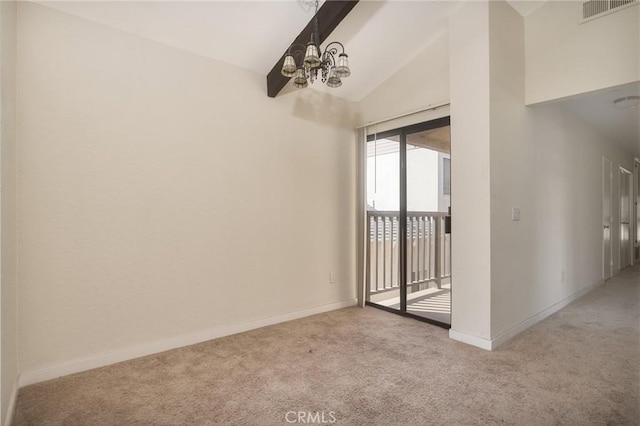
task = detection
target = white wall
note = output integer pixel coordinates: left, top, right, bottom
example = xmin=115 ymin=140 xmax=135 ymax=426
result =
xmin=358 ymin=33 xmax=449 ymax=126
xmin=490 ymin=1 xmax=634 ymax=342
xmin=0 ymin=1 xmax=18 ymax=423
xmin=489 ymin=0 xmax=635 ymax=339
xmin=448 ymin=0 xmax=636 ymax=348
xmin=449 ymin=0 xmax=493 ymax=342
xmin=526 ymin=0 xmax=640 ymax=104
xmin=488 ymin=0 xmax=531 ymax=342
xmin=17 ymin=2 xmax=358 ymax=376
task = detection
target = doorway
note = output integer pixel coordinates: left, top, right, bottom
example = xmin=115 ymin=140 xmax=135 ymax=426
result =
xmin=603 ymin=157 xmax=612 ymax=280
xmin=620 ymin=166 xmax=633 ymax=270
xmin=365 ymin=117 xmax=451 ymax=327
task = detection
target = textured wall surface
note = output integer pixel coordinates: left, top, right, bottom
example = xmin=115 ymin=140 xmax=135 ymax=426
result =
xmin=17 ymin=2 xmax=358 ymax=373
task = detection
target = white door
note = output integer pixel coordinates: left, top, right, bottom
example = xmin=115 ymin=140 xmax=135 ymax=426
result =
xmin=603 ymin=158 xmax=613 ymax=280
xmin=620 ymin=166 xmax=633 ymax=270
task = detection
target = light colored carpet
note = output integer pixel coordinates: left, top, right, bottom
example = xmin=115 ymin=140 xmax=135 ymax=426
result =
xmin=14 ymin=266 xmax=640 ymax=425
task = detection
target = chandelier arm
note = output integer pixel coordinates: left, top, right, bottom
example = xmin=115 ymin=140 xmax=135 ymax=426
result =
xmin=323 ymin=41 xmax=346 ymax=55
xmin=313 ymin=0 xmax=320 ymax=46
xmin=286 ymin=43 xmax=308 ymax=56
xmin=321 ymin=50 xmax=336 ymax=68
xmin=323 ymin=47 xmax=338 ymax=61
xmin=286 ymin=43 xmax=309 ymax=70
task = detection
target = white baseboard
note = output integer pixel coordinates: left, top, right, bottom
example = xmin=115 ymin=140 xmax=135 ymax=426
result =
xmin=4 ymin=376 xmax=19 ymax=426
xmin=449 ymin=280 xmax=604 ymax=351
xmin=489 ymin=280 xmax=604 ymax=349
xmin=449 ymin=329 xmax=492 ymax=350
xmin=19 ymin=299 xmax=357 ymax=388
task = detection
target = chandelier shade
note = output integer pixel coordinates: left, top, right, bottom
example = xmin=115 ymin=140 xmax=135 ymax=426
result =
xmin=334 ymin=53 xmax=350 ymax=78
xmin=280 ymin=0 xmax=351 ymax=90
xmin=281 ymin=55 xmax=297 ymax=78
xmin=326 ymin=67 xmax=342 ymax=88
xmin=293 ymin=68 xmax=308 ymax=88
xmin=303 ymin=42 xmax=321 ymax=68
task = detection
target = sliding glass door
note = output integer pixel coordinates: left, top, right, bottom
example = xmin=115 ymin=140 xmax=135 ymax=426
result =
xmin=366 ymin=132 xmax=402 ymax=310
xmin=365 ymin=117 xmax=451 ymax=327
xmin=404 ymin=122 xmax=451 ymax=325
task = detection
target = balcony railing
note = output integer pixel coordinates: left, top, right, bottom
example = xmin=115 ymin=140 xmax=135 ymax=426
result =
xmin=366 ymin=211 xmax=451 ymax=296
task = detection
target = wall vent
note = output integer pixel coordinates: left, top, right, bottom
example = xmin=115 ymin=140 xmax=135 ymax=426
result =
xmin=582 ymin=0 xmax=638 ymax=22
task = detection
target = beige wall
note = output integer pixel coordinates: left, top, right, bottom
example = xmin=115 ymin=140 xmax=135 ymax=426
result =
xmin=489 ymin=0 xmax=530 ymax=341
xmin=489 ymin=0 xmax=634 ymax=337
xmin=0 ymin=1 xmax=18 ymax=423
xmin=448 ymin=1 xmax=493 ymax=341
xmin=357 ymin=33 xmax=449 ymax=126
xmin=17 ymin=2 xmax=358 ymax=374
xmin=448 ymin=0 xmax=636 ymax=345
xmin=526 ymin=0 xmax=640 ymax=104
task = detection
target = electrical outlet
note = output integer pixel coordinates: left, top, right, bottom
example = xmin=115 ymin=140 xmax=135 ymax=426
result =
xmin=329 ymin=272 xmax=336 ymax=284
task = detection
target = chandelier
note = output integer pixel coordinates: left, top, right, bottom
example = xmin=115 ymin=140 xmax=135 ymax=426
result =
xmin=280 ymin=0 xmax=351 ymax=89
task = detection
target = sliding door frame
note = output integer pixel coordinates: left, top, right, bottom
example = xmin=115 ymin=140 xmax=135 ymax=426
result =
xmin=365 ymin=116 xmax=451 ymax=328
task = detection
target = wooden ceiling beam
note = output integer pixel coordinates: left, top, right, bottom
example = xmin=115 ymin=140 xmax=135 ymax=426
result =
xmin=266 ymin=0 xmax=359 ymax=98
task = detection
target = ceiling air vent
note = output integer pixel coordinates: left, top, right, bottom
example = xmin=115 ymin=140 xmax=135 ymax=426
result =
xmin=582 ymin=0 xmax=638 ymax=22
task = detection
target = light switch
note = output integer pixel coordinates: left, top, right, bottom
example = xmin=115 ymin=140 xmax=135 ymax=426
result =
xmin=512 ymin=207 xmax=521 ymax=221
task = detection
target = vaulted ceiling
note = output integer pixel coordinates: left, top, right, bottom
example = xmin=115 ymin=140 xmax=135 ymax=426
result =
xmin=36 ymin=1 xmax=464 ymax=102
xmin=35 ymin=1 xmax=313 ymax=76
xmin=36 ymin=1 xmax=636 ymax=154
xmin=36 ymin=1 xmax=552 ymax=101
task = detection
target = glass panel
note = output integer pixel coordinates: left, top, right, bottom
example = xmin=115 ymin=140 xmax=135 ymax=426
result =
xmin=366 ymin=135 xmax=401 ymax=311
xmin=404 ymin=126 xmax=451 ymax=325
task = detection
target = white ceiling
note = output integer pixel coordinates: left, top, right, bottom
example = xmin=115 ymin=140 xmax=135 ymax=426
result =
xmin=33 ymin=1 xmax=637 ymax=154
xmin=35 ymin=0 xmax=462 ymax=102
xmin=506 ymin=0 xmax=548 ymax=17
xmin=557 ymin=82 xmax=640 ymax=156
xmin=308 ymin=0 xmax=463 ymax=100
xmin=35 ymin=1 xmax=314 ymax=77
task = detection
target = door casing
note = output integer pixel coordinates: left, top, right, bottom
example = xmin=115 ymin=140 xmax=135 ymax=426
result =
xmin=603 ymin=157 xmax=613 ymax=280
